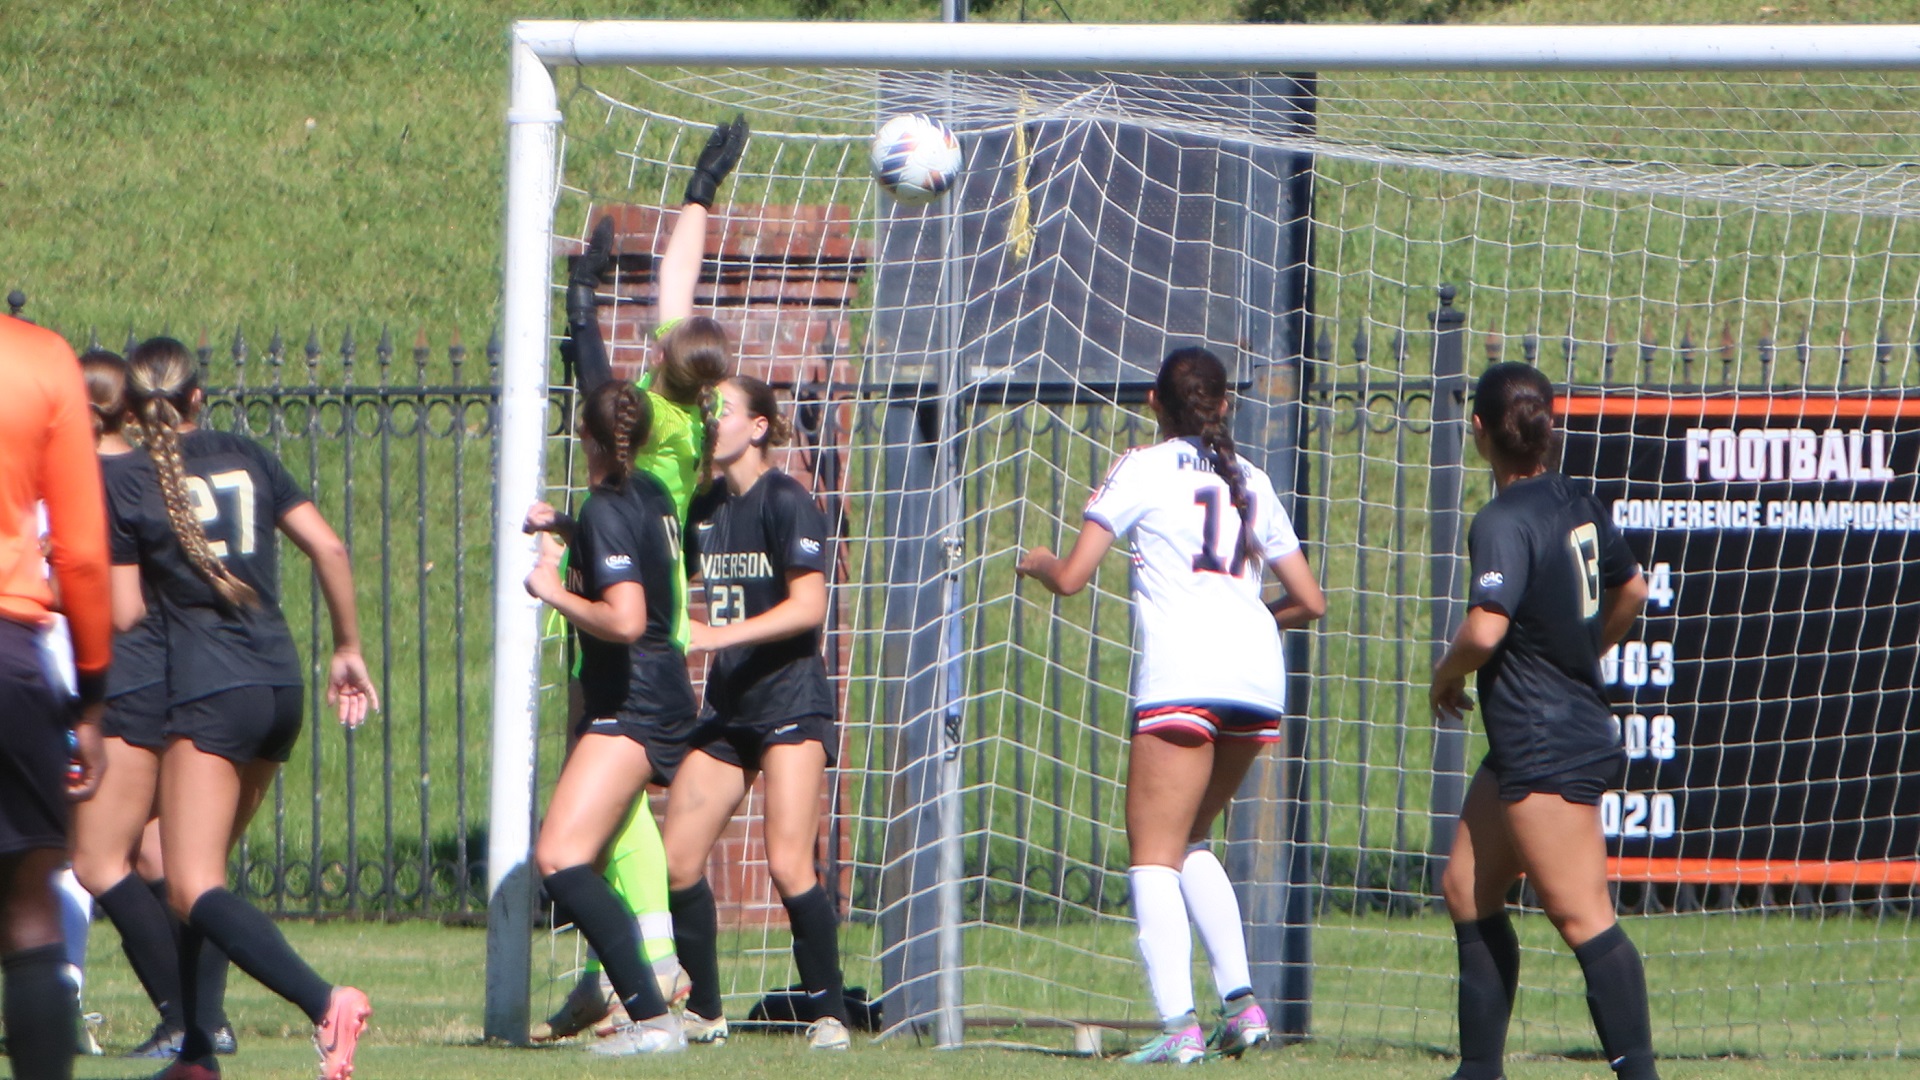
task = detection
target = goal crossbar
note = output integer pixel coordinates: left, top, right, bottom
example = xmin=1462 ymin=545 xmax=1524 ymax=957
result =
xmin=488 ymin=19 xmax=1920 ymax=1044
xmin=515 ymin=20 xmax=1920 ymax=72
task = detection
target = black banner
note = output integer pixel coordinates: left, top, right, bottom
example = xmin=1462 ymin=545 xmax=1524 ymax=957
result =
xmin=1562 ymin=397 xmax=1920 ymax=875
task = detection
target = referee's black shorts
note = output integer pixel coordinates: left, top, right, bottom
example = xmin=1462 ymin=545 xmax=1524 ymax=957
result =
xmin=0 ymin=617 xmax=74 ymax=855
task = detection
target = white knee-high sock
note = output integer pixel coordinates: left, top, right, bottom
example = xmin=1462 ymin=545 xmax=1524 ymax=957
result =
xmin=1129 ymin=865 xmax=1195 ymax=1023
xmin=1180 ymin=845 xmax=1253 ymax=1002
xmin=53 ymin=867 xmax=92 ymax=994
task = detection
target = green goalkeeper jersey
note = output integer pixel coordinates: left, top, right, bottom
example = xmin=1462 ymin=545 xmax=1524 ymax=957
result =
xmin=558 ymin=318 xmax=709 ymax=658
xmin=629 ymin=318 xmax=707 ymax=650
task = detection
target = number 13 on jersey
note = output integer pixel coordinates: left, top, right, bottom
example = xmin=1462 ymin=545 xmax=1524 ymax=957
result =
xmin=1569 ymin=521 xmax=1601 ymax=619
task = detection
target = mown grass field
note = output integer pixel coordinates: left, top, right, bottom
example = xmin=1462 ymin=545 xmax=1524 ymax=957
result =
xmin=31 ymin=915 xmax=1920 ymax=1078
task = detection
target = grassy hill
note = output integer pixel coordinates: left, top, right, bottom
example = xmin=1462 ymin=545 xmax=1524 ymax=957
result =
xmin=2 ymin=0 xmax=1912 ymax=343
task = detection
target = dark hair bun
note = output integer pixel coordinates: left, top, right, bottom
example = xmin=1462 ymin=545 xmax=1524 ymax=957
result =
xmin=1471 ymin=362 xmax=1558 ymax=469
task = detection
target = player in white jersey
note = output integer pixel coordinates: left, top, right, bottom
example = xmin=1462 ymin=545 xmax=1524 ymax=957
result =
xmin=1019 ymin=348 xmax=1325 ymax=1064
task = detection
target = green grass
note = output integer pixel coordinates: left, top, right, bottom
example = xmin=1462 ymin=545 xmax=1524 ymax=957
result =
xmin=35 ymin=916 xmax=1920 ymax=1077
xmin=11 ymin=0 xmax=1920 ymax=1056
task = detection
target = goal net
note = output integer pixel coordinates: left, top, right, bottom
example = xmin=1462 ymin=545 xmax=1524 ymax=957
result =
xmin=494 ymin=21 xmax=1920 ymax=1059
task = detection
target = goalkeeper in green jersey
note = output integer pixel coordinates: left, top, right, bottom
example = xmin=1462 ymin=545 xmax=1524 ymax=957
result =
xmin=531 ymin=115 xmax=747 ymax=1043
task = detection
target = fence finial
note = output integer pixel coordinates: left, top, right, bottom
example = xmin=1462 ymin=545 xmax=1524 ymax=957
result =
xmin=5 ymin=290 xmax=23 ymax=318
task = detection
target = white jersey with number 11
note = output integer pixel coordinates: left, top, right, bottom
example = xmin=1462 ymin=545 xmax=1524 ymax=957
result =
xmin=1084 ymin=436 xmax=1300 ymax=714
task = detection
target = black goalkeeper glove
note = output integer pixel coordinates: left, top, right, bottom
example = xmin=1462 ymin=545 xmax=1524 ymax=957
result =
xmin=683 ymin=114 xmax=749 ymax=209
xmin=567 ymin=216 xmax=616 ymax=328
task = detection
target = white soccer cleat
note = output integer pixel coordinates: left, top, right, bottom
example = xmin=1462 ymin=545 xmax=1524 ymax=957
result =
xmin=682 ymin=1010 xmax=730 ymax=1046
xmin=662 ymin=961 xmax=693 ymax=1009
xmin=806 ymin=1016 xmax=852 ymax=1051
xmin=532 ymin=971 xmax=618 ymax=1042
xmin=587 ymin=963 xmax=691 ymax=1038
xmin=588 ymin=1012 xmax=687 ymax=1056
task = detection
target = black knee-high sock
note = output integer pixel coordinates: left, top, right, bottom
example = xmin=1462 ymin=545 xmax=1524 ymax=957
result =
xmin=188 ymin=888 xmax=333 ymax=1024
xmin=5 ymin=943 xmax=76 ymax=1080
xmin=152 ymin=878 xmax=233 ymax=1030
xmin=1453 ymin=915 xmax=1520 ymax=1080
xmin=196 ymin=923 xmax=232 ymax=1030
xmin=145 ymin=876 xmax=230 ymax=1022
xmin=782 ymin=885 xmax=848 ymax=1024
xmin=177 ymin=918 xmax=216 ymax=1065
xmin=1573 ymin=925 xmax=1659 ymax=1080
xmin=99 ymin=874 xmax=185 ymax=1029
xmin=545 ymin=866 xmax=666 ymax=1022
xmin=670 ymin=879 xmax=723 ymax=1021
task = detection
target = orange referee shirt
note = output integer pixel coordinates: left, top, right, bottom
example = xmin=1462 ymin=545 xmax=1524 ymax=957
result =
xmin=0 ymin=315 xmax=111 ymax=705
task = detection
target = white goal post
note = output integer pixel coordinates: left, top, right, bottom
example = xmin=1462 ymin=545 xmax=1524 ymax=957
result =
xmin=492 ymin=18 xmax=1920 ymax=1049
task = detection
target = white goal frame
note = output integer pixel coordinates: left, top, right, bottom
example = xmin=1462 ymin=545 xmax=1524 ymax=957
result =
xmin=488 ymin=19 xmax=1920 ymax=1044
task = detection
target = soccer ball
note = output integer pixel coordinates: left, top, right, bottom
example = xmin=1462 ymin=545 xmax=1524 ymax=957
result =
xmin=870 ymin=114 xmax=962 ymax=206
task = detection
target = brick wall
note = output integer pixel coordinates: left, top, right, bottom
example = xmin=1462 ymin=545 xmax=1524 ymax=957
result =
xmin=569 ymin=203 xmax=867 ymax=926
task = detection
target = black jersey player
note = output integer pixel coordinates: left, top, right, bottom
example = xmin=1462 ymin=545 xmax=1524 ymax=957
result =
xmin=1429 ymin=362 xmax=1658 ymax=1080
xmin=661 ymin=376 xmax=848 ymax=1050
xmin=70 ymin=350 xmax=233 ymax=1058
xmin=525 ymin=380 xmax=698 ymax=1056
xmin=119 ymin=338 xmax=378 ymax=1080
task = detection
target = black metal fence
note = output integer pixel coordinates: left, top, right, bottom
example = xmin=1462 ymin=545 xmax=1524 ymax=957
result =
xmin=60 ymin=285 xmax=1918 ymax=924
xmin=88 ymin=324 xmax=504 ymax=918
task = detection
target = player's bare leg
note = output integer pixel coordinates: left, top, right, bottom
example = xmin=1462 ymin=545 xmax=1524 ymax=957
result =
xmin=1441 ymin=768 xmax=1525 ymax=1080
xmin=1120 ymin=732 xmax=1212 ymax=1063
xmin=761 ymin=741 xmax=848 ymax=1049
xmin=1181 ymin=737 xmax=1268 ymax=1055
xmin=663 ymin=749 xmax=750 ymax=1043
xmin=1506 ymin=787 xmax=1659 ymax=1080
xmin=161 ymin=742 xmax=364 ymax=1078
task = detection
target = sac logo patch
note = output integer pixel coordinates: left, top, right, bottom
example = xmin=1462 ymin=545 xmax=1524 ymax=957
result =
xmin=604 ymin=554 xmax=633 ymax=570
xmin=799 ymin=537 xmax=821 ymax=555
xmin=1478 ymin=570 xmax=1504 ymax=589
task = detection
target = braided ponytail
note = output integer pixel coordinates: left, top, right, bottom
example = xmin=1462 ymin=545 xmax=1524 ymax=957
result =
xmin=696 ymin=383 xmax=718 ymax=493
xmin=581 ymin=379 xmax=653 ymax=490
xmin=1157 ymin=347 xmax=1261 ymax=571
xmin=127 ymin=337 xmax=259 ymax=610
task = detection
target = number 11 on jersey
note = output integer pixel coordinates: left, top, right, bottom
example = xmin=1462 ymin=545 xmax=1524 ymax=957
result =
xmin=1192 ymin=487 xmax=1251 ymax=576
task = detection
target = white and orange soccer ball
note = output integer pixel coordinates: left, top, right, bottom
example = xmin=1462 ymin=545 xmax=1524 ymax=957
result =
xmin=870 ymin=113 xmax=962 ymax=206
